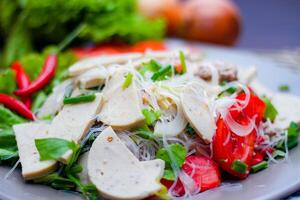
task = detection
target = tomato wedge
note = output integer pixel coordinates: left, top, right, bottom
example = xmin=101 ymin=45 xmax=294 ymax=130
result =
xmin=161 ymin=155 xmax=221 ymax=196
xmin=212 ymin=93 xmax=266 ymax=178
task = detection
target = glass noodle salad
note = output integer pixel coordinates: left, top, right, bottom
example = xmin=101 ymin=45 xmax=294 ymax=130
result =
xmin=1 ymin=49 xmax=300 ymax=200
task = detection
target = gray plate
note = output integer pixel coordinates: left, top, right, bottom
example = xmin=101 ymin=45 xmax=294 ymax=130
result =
xmin=0 ymin=41 xmax=299 ymax=200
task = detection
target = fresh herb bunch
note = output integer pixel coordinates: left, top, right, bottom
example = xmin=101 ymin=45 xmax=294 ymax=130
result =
xmin=0 ymin=0 xmax=165 ymax=66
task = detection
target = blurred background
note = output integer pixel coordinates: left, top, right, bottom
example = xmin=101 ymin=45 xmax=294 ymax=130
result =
xmin=234 ymin=0 xmax=300 ymax=49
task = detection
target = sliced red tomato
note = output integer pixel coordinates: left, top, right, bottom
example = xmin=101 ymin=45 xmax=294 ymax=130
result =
xmin=212 ymin=93 xmax=266 ymax=178
xmin=251 ymin=151 xmax=264 ymax=166
xmin=161 ymin=155 xmax=221 ymax=196
xmin=231 ymin=93 xmax=266 ymax=125
xmin=130 ymin=40 xmax=166 ymax=52
xmin=73 ymin=45 xmax=121 ymax=58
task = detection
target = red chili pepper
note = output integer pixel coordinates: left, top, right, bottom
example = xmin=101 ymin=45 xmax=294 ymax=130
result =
xmin=0 ymin=94 xmax=35 ymax=120
xmin=15 ymin=54 xmax=58 ymax=96
xmin=11 ymin=61 xmax=32 ymax=108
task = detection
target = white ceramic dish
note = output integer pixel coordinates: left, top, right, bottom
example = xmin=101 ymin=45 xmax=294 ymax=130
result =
xmin=1 ymin=40 xmax=299 ymax=200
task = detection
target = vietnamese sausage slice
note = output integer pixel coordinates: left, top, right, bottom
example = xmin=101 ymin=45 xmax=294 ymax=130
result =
xmin=98 ymin=69 xmax=144 ymax=130
xmin=13 ymin=123 xmax=57 ymax=180
xmin=48 ymin=93 xmax=103 ymax=164
xmin=181 ymin=82 xmax=216 ymax=142
xmin=68 ymin=53 xmax=143 ymax=76
xmin=88 ymin=126 xmax=164 ymax=200
xmin=272 ymin=94 xmax=300 ymax=130
xmin=37 ymin=80 xmax=73 ymax=119
xmin=76 ymin=66 xmax=108 ymax=89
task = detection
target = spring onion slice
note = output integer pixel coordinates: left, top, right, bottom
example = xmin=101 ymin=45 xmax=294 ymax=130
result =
xmin=251 ymin=161 xmax=268 ymax=173
xmin=122 ymin=72 xmax=133 ymax=90
xmin=231 ymin=160 xmax=248 ymax=174
xmin=63 ymin=94 xmax=96 ymax=104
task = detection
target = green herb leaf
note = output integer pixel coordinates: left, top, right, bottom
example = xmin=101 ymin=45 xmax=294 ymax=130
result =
xmin=0 ymin=148 xmax=18 ymax=160
xmin=122 ymin=72 xmax=133 ymax=90
xmin=0 ymin=69 xmax=17 ymax=94
xmin=142 ymin=108 xmax=161 ymax=125
xmin=231 ymin=160 xmax=248 ymax=174
xmin=162 ymin=169 xmax=176 ymax=180
xmin=151 ymin=65 xmax=172 ymax=81
xmin=134 ymin=125 xmax=155 ymax=140
xmin=138 ymin=59 xmax=162 ymax=76
xmin=251 ymin=161 xmax=268 ymax=173
xmin=156 ymin=144 xmax=187 ymax=180
xmin=263 ymin=97 xmax=278 ymax=122
xmin=63 ymin=94 xmax=96 ymax=105
xmin=35 ymin=138 xmax=78 ymax=161
xmin=278 ymin=84 xmax=289 ymax=92
xmin=179 ymin=51 xmax=187 ymax=74
xmin=287 ymin=121 xmax=299 ymax=149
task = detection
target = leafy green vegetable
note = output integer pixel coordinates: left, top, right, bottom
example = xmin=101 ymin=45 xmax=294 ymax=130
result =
xmin=0 ymin=0 xmax=165 ymax=66
xmin=231 ymin=160 xmax=248 ymax=174
xmin=35 ymin=136 xmax=99 ymax=200
xmin=179 ymin=50 xmax=187 ymax=74
xmin=263 ymin=97 xmax=278 ymax=122
xmin=35 ymin=138 xmax=78 ymax=161
xmin=122 ymin=72 xmax=133 ymax=90
xmin=151 ymin=65 xmax=172 ymax=81
xmin=0 ymin=148 xmax=18 ymax=161
xmin=278 ymin=84 xmax=289 ymax=92
xmin=0 ymin=69 xmax=17 ymax=94
xmin=0 ymin=105 xmax=26 ymax=126
xmin=0 ymin=128 xmax=18 ymax=161
xmin=142 ymin=108 xmax=161 ymax=125
xmin=2 ymin=16 xmax=33 ymax=66
xmin=156 ymin=144 xmax=187 ymax=180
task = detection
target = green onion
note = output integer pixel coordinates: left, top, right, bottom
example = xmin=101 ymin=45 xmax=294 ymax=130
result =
xmin=231 ymin=160 xmax=248 ymax=174
xmin=251 ymin=161 xmax=268 ymax=173
xmin=179 ymin=51 xmax=187 ymax=74
xmin=278 ymin=84 xmax=289 ymax=92
xmin=122 ymin=72 xmax=133 ymax=90
xmin=63 ymin=94 xmax=96 ymax=104
xmin=151 ymin=65 xmax=172 ymax=81
xmin=263 ymin=97 xmax=278 ymax=122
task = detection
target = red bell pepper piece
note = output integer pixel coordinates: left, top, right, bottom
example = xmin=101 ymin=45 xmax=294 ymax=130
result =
xmin=11 ymin=61 xmax=32 ymax=108
xmin=15 ymin=54 xmax=58 ymax=96
xmin=0 ymin=94 xmax=35 ymax=120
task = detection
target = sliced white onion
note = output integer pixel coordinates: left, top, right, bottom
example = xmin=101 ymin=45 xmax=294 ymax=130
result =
xmin=154 ymin=91 xmax=188 ymax=137
xmin=221 ymin=110 xmax=255 ymax=137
